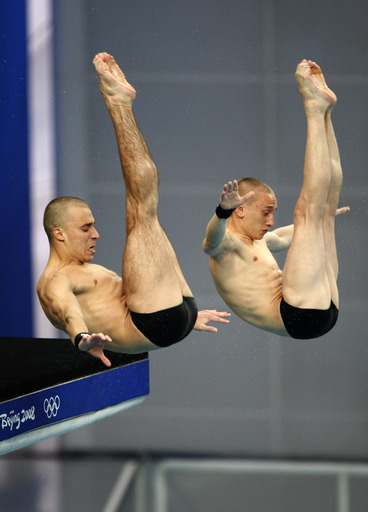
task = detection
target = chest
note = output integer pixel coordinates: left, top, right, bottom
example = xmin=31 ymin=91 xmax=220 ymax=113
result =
xmin=70 ymin=265 xmax=121 ymax=295
xmin=211 ymin=241 xmax=281 ymax=284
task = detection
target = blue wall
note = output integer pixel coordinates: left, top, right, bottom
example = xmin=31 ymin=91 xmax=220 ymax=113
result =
xmin=0 ymin=0 xmax=33 ymax=336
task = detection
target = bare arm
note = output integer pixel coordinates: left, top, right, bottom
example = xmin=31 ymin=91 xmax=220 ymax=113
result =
xmin=39 ymin=273 xmax=112 ymax=366
xmin=203 ymin=180 xmax=254 ymax=256
xmin=40 ymin=272 xmax=89 ymax=338
xmin=265 ymin=224 xmax=294 ymax=252
xmin=265 ymin=206 xmax=350 ymax=253
xmin=202 ymin=214 xmax=229 ymax=256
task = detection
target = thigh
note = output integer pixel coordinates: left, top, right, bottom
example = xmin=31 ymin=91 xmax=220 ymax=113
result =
xmin=160 ymin=229 xmax=193 ymax=298
xmin=322 ymin=215 xmax=339 ymax=307
xmin=122 ymin=217 xmax=186 ymax=313
xmin=282 ymin=224 xmax=331 ymax=309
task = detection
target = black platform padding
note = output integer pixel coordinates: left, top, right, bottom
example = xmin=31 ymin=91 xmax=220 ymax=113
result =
xmin=0 ymin=337 xmax=147 ymax=403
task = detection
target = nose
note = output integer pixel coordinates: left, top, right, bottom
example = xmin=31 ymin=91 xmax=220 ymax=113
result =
xmin=266 ymin=214 xmax=274 ymax=227
xmin=92 ymin=227 xmax=100 ymax=239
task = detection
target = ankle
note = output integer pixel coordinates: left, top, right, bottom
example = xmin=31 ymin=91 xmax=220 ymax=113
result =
xmin=303 ymin=98 xmax=327 ymax=116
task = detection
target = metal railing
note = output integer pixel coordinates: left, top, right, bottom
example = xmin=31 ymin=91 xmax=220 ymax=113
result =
xmin=151 ymin=458 xmax=368 ymax=512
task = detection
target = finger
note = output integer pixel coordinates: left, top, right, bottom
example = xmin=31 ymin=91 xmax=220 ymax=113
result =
xmin=240 ymin=191 xmax=255 ymax=203
xmin=96 ymin=332 xmax=111 ymax=341
xmin=213 ymin=317 xmax=230 ymax=323
xmin=203 ymin=309 xmax=231 ymax=316
xmin=213 ymin=311 xmax=231 ymax=317
xmin=92 ymin=333 xmax=112 ymax=343
xmin=207 ymin=314 xmax=230 ymax=323
xmin=203 ymin=325 xmax=218 ymax=333
xmin=336 ymin=206 xmax=350 ymax=215
xmin=87 ymin=345 xmax=111 ymax=366
xmin=101 ymin=354 xmax=112 ymax=367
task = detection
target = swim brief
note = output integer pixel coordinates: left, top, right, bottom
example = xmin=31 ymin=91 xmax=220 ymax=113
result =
xmin=280 ymin=298 xmax=339 ymax=340
xmin=130 ymin=296 xmax=198 ymax=348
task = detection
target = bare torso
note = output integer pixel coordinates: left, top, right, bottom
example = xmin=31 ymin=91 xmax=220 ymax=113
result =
xmin=37 ymin=262 xmax=153 ymax=353
xmin=208 ymin=230 xmax=288 ymax=336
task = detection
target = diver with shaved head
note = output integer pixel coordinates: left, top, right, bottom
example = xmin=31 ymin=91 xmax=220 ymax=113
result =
xmin=38 ymin=53 xmax=230 ymax=366
xmin=203 ymin=60 xmax=349 ymax=339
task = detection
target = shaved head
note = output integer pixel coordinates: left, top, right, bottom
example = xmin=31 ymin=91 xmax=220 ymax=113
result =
xmin=238 ymin=177 xmax=275 ymax=204
xmin=43 ymin=196 xmax=89 ymax=242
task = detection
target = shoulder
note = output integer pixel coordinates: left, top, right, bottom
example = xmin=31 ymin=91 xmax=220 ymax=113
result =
xmin=38 ymin=269 xmax=74 ymax=297
xmin=205 ymin=229 xmax=245 ymax=259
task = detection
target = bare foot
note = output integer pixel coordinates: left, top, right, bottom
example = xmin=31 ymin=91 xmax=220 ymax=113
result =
xmin=295 ymin=59 xmax=336 ymax=110
xmin=93 ymin=52 xmax=136 ymax=107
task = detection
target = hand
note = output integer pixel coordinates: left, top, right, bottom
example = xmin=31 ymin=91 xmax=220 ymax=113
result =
xmin=78 ymin=332 xmax=112 ymax=367
xmin=194 ymin=309 xmax=231 ymax=333
xmin=219 ymin=180 xmax=255 ymax=210
xmin=335 ymin=206 xmax=350 ymax=216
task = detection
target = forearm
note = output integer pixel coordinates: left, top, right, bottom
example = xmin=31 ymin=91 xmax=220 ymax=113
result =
xmin=41 ymin=273 xmax=91 ymax=346
xmin=64 ymin=315 xmax=90 ymax=345
xmin=52 ymin=301 xmax=90 ymax=345
xmin=266 ymin=224 xmax=294 ymax=252
xmin=274 ymin=224 xmax=294 ymax=243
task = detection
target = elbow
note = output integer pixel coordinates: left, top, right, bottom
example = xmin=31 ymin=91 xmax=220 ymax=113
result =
xmin=202 ymin=238 xmax=217 ymax=256
xmin=202 ymin=238 xmax=211 ymax=254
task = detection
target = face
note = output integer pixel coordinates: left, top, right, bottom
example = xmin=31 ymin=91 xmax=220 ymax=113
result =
xmin=60 ymin=206 xmax=100 ymax=262
xmin=242 ymin=191 xmax=277 ymax=240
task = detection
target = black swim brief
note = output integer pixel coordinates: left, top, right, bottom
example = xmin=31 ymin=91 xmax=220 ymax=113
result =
xmin=280 ymin=298 xmax=339 ymax=340
xmin=130 ymin=296 xmax=198 ymax=348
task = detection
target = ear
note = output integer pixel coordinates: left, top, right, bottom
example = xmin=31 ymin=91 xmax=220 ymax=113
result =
xmin=53 ymin=227 xmax=65 ymax=242
xmin=235 ymin=205 xmax=245 ymax=218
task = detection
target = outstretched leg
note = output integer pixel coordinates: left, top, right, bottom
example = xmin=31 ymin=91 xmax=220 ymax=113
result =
xmin=93 ymin=52 xmax=192 ymax=313
xmin=322 ymin=108 xmax=343 ymax=308
xmin=282 ymin=60 xmax=338 ymax=309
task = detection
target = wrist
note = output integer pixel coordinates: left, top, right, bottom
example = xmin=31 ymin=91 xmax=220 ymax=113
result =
xmin=215 ymin=204 xmax=235 ymax=219
xmin=74 ymin=332 xmax=90 ymax=350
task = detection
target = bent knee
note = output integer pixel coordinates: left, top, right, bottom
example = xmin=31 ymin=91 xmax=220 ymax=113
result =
xmin=126 ymin=160 xmax=158 ymax=198
xmin=126 ymin=168 xmax=158 ymax=213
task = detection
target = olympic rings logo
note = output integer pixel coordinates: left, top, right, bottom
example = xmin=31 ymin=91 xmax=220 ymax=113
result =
xmin=43 ymin=396 xmax=61 ymax=418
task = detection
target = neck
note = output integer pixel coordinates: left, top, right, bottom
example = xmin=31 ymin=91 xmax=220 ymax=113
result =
xmin=227 ymin=216 xmax=254 ymax=245
xmin=48 ymin=246 xmax=84 ymax=268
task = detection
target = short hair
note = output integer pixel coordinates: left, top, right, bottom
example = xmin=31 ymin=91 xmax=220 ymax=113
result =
xmin=43 ymin=196 xmax=89 ymax=242
xmin=238 ymin=177 xmax=275 ymax=204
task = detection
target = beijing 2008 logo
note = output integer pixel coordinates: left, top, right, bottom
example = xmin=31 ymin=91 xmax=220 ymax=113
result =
xmin=43 ymin=396 xmax=61 ymax=418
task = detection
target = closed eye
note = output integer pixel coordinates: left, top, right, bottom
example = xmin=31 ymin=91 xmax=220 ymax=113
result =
xmin=80 ymin=222 xmax=96 ymax=231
